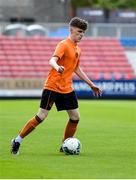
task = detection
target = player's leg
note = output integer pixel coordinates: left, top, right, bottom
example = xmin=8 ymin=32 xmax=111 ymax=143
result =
xmin=63 ymin=108 xmax=80 ymax=141
xmin=11 ymin=108 xmax=49 ymax=155
xmin=59 ymin=108 xmax=80 ymax=152
xmin=17 ymin=108 xmax=49 ymax=139
xmin=11 ymin=89 xmax=55 ymax=154
xmin=62 ymin=91 xmax=80 ymax=141
xmin=55 ymin=91 xmax=79 ymax=152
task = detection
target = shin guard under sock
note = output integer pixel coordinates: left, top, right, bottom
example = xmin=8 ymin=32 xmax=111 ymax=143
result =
xmin=19 ymin=115 xmax=42 ymax=138
xmin=63 ymin=119 xmax=79 ymax=141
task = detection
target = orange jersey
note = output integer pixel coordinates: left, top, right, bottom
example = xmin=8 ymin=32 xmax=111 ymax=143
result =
xmin=44 ymin=37 xmax=81 ymax=93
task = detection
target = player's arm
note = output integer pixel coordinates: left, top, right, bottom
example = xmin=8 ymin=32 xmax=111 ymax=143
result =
xmin=49 ymin=56 xmax=64 ymax=73
xmin=74 ymin=65 xmax=102 ymax=97
xmin=49 ymin=42 xmax=65 ymax=73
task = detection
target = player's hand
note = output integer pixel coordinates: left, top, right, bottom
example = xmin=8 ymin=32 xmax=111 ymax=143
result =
xmin=57 ymin=66 xmax=65 ymax=73
xmin=91 ymin=85 xmax=102 ymax=98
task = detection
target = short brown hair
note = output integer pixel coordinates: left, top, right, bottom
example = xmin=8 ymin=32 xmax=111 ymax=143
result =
xmin=69 ymin=17 xmax=88 ymax=31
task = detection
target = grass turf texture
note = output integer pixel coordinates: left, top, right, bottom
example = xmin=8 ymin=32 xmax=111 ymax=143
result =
xmin=0 ymin=100 xmax=135 ymax=179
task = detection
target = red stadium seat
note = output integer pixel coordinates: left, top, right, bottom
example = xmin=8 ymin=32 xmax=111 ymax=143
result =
xmin=0 ymin=36 xmax=135 ymax=80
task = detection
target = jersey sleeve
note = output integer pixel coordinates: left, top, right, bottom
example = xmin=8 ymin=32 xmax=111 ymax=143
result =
xmin=53 ymin=42 xmax=66 ymax=59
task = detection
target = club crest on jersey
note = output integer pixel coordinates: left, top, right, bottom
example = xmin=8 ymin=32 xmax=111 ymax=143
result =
xmin=75 ymin=52 xmax=78 ymax=58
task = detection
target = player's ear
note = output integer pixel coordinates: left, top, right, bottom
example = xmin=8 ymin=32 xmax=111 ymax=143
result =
xmin=70 ymin=26 xmax=73 ymax=34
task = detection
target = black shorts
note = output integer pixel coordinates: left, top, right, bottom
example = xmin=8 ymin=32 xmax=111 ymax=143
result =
xmin=40 ymin=89 xmax=78 ymax=111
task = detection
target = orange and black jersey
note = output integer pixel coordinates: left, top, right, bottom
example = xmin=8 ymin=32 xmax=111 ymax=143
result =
xmin=44 ymin=37 xmax=81 ymax=93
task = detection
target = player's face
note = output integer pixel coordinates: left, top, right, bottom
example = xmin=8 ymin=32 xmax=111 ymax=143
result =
xmin=70 ymin=27 xmax=85 ymax=43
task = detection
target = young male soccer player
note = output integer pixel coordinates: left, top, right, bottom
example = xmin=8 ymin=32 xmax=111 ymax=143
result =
xmin=11 ymin=17 xmax=102 ymax=154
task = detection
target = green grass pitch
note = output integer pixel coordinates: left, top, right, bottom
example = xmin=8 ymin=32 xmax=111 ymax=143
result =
xmin=0 ymin=100 xmax=135 ymax=179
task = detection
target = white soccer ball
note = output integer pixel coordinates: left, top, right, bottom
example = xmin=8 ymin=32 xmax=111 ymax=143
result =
xmin=62 ymin=137 xmax=81 ymax=155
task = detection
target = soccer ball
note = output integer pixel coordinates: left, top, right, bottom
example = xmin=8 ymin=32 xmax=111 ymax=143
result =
xmin=62 ymin=137 xmax=81 ymax=155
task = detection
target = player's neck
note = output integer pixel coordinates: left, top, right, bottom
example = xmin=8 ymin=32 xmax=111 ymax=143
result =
xmin=69 ymin=36 xmax=77 ymax=45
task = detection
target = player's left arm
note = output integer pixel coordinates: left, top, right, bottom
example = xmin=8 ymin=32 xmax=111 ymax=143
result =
xmin=74 ymin=65 xmax=102 ymax=97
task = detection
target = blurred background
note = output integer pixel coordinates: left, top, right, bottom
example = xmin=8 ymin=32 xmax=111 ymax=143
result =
xmin=0 ymin=0 xmax=136 ymax=99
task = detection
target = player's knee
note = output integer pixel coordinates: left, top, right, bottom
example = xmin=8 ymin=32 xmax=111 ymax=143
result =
xmin=70 ymin=112 xmax=80 ymax=121
xmin=36 ymin=112 xmax=47 ymax=121
xmin=36 ymin=108 xmax=48 ymax=121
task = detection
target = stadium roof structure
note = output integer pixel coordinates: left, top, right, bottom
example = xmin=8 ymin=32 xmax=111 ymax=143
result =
xmin=3 ymin=23 xmax=28 ymax=36
xmin=27 ymin=24 xmax=49 ymax=36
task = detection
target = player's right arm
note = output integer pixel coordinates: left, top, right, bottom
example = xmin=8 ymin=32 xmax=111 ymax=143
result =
xmin=49 ymin=57 xmax=64 ymax=73
xmin=49 ymin=42 xmax=65 ymax=73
